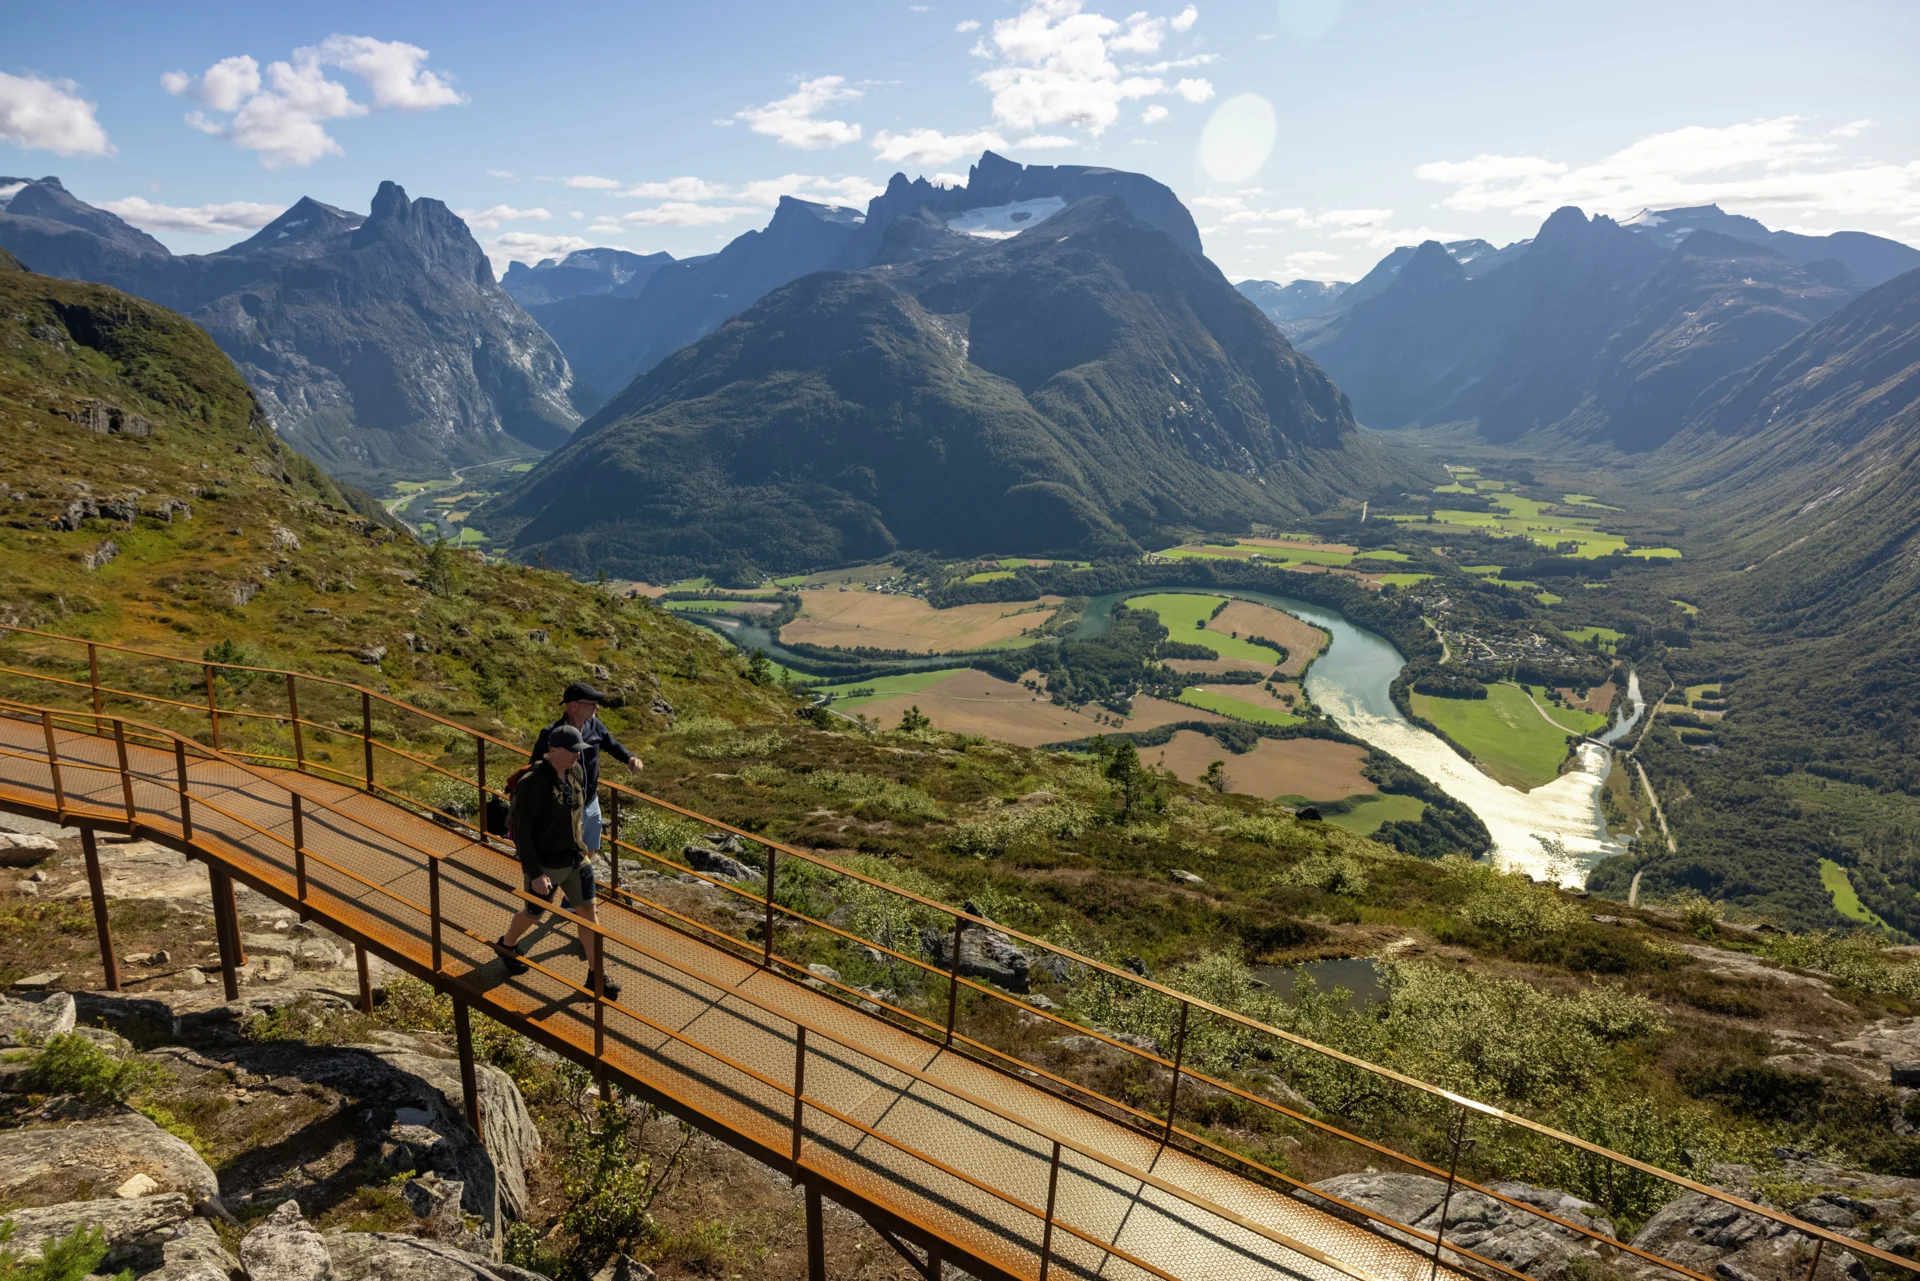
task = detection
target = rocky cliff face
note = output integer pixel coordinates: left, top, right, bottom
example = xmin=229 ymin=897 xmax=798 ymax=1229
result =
xmin=0 ymin=178 xmax=583 ymax=484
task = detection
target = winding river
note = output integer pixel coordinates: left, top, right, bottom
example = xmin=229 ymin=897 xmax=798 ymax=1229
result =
xmin=694 ymin=588 xmax=1647 ymax=886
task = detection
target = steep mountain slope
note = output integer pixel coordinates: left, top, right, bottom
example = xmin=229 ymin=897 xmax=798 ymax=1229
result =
xmin=501 ymin=247 xmax=677 ymax=307
xmin=1303 ymin=208 xmax=1862 ymax=449
xmin=523 ymin=152 xmax=1205 ymax=408
xmin=0 ymin=178 xmax=582 ymax=485
xmin=1589 ymin=268 xmax=1920 ymax=929
xmin=525 ymin=197 xmax=866 ymax=406
xmin=1623 ymin=203 xmax=1920 ymax=286
xmin=0 ymin=248 xmax=778 ymax=735
xmin=1234 ymin=278 xmax=1350 ymax=329
xmin=478 ymin=197 xmax=1400 ymax=580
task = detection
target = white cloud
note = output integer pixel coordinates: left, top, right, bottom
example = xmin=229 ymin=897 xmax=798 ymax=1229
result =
xmin=489 ymin=232 xmax=603 ymax=269
xmin=622 ymin=176 xmax=728 ymax=200
xmin=1128 ymin=53 xmax=1218 ymax=71
xmin=0 ymin=71 xmax=113 ymax=156
xmin=1012 ymin=134 xmax=1075 ymax=148
xmin=736 ymin=75 xmax=862 ymax=150
xmin=163 ymin=36 xmax=463 ymax=168
xmin=972 ymin=0 xmax=1207 ymax=137
xmin=872 ymin=127 xmax=1008 ymax=166
xmin=487 ymin=168 xmax=515 ymax=179
xmin=1140 ymin=104 xmax=1169 ymax=125
xmin=1415 ymin=117 xmax=1920 ymax=224
xmin=312 ymin=35 xmax=465 ymax=109
xmin=621 ymin=202 xmax=758 ymax=226
xmin=455 ymin=204 xmax=552 ymax=230
xmin=956 ymin=19 xmax=981 ymax=31
xmin=565 ymin=174 xmax=621 ymax=189
xmin=932 ymin=172 xmax=969 ymax=187
xmin=97 ymin=196 xmax=280 ymax=235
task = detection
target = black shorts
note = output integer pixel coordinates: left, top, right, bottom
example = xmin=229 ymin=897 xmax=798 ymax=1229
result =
xmin=524 ymin=860 xmax=596 ymax=921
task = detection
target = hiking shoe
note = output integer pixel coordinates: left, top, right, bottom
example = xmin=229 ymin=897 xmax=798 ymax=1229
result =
xmin=491 ymin=937 xmax=528 ymax=975
xmin=597 ymin=977 xmax=622 ymax=1002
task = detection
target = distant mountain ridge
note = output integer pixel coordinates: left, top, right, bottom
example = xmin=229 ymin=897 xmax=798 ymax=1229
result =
xmin=477 ymin=194 xmax=1402 ymax=580
xmin=523 ymin=152 xmax=1204 ymax=410
xmin=1299 ymin=205 xmax=1882 ymax=449
xmin=0 ymin=177 xmax=582 ymax=483
xmin=501 ymin=246 xmax=677 ymax=307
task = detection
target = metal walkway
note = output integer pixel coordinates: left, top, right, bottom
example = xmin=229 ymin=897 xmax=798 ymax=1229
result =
xmin=0 ymin=706 xmax=1458 ymax=1281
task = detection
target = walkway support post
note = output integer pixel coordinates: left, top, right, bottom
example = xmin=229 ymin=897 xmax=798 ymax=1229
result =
xmin=805 ymin=1184 xmax=826 ymax=1281
xmin=209 ymin=865 xmax=240 ymax=1001
xmin=356 ymin=944 xmax=373 ymax=1014
xmin=80 ymin=828 xmax=120 ymax=992
xmin=452 ymin=997 xmax=483 ymax=1136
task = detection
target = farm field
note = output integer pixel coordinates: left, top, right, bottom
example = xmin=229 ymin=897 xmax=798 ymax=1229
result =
xmin=1521 ymin=685 xmax=1607 ymax=735
xmin=783 ymin=591 xmax=1062 ymax=653
xmin=1324 ymin=792 xmax=1427 ymax=837
xmin=1819 ymin=858 xmax=1890 ymax=928
xmin=1210 ymin=600 xmax=1328 ymax=675
xmin=1553 ymin=680 xmax=1615 ymax=716
xmin=777 ymin=562 xmax=900 ymax=588
xmin=1127 ymin=593 xmax=1322 ymax=668
xmin=1563 ymin=626 xmax=1624 ymax=652
xmin=828 ymin=670 xmax=1223 ymax=746
xmin=1143 ymin=732 xmax=1375 ymax=802
xmin=1392 ymin=477 xmax=1681 ymax=561
xmin=663 ymin=599 xmax=782 ymax=616
xmin=1177 ymin=683 xmax=1303 ymax=727
xmin=1410 ymin=684 xmax=1575 ymax=791
xmin=1155 ymin=539 xmax=1411 ymax=574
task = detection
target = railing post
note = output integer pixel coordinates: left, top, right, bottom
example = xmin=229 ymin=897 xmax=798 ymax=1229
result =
xmin=790 ymin=1025 xmax=808 ymax=1172
xmin=607 ymin=791 xmax=621 ymax=892
xmin=40 ymin=711 xmax=65 ymax=815
xmin=291 ymin=795 xmax=307 ymax=906
xmin=356 ymin=944 xmax=373 ymax=1014
xmin=87 ymin=642 xmax=103 ymax=734
xmin=762 ymin=845 xmax=777 ymax=967
xmin=361 ymin=690 xmax=374 ymax=792
xmin=805 ymin=1184 xmax=826 ymax=1281
xmin=1803 ymin=1238 xmax=1826 ymax=1281
xmin=592 ymin=931 xmax=608 ymax=1088
xmin=204 ymin=664 xmax=220 ymax=749
xmin=174 ymin=739 xmax=193 ymax=841
xmin=1038 ymin=1139 xmax=1062 ymax=1281
xmin=429 ymin=856 xmax=443 ymax=976
xmin=112 ymin=719 xmax=136 ymax=825
xmin=285 ymin=674 xmax=304 ymax=772
xmin=1430 ymin=1105 xmax=1472 ymax=1281
xmin=1163 ymin=1000 xmax=1191 ymax=1141
xmin=475 ymin=738 xmax=487 ymax=834
xmin=80 ymin=828 xmax=120 ymax=993
xmin=943 ymin=912 xmax=964 ymax=1046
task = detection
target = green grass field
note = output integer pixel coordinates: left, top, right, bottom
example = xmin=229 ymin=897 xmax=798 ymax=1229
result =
xmin=1176 ymin=688 xmax=1303 ymax=727
xmin=965 ymin=570 xmax=1016 ymax=583
xmin=1410 ymin=684 xmax=1573 ymax=791
xmin=1523 ymin=685 xmax=1608 ymax=735
xmin=1373 ymin=573 xmax=1433 ymax=588
xmin=1324 ymin=792 xmax=1427 ymax=836
xmin=1127 ymin=593 xmax=1293 ymax=664
xmin=811 ymin=668 xmax=961 ymax=709
xmin=1158 ymin=543 xmax=1409 ymax=570
xmin=1563 ymin=626 xmax=1624 ymax=652
xmin=1819 ymin=858 xmax=1890 ymax=928
xmin=1670 ymin=599 xmax=1699 ymax=615
xmin=1563 ymin=494 xmax=1621 ymax=510
xmin=1628 ymin=548 xmax=1683 ymax=560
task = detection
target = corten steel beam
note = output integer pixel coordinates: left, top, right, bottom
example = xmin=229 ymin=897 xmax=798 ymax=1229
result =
xmin=357 ymin=943 xmax=373 ymax=1014
xmin=208 ymin=864 xmax=240 ymax=1001
xmin=79 ymin=827 xmax=120 ymax=992
xmin=453 ymin=997 xmax=483 ymax=1136
xmin=806 ymin=1184 xmax=826 ymax=1281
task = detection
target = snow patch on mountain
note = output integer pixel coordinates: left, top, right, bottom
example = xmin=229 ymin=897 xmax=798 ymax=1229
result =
xmin=945 ymin=197 xmax=1066 ymax=239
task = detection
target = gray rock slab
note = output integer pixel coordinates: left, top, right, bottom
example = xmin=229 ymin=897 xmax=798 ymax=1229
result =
xmin=241 ymin=1198 xmax=332 ymax=1281
xmin=155 ymin=1214 xmax=244 ymax=1281
xmin=0 ymin=1106 xmax=220 ymax=1208
xmin=1299 ymin=1172 xmax=1616 ymax=1278
xmin=325 ymin=1231 xmax=549 ymax=1281
xmin=0 ymin=990 xmax=76 ymax=1046
xmin=1 ymin=1192 xmax=194 ymax=1269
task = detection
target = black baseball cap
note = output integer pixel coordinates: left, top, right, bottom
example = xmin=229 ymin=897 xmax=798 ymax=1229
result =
xmin=546 ymin=724 xmax=588 ymax=754
xmin=562 ymin=681 xmax=607 ymax=704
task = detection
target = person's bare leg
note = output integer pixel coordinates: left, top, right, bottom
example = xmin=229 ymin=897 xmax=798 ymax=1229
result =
xmin=501 ymin=909 xmax=540 ymax=948
xmin=577 ymin=902 xmax=597 ymax=959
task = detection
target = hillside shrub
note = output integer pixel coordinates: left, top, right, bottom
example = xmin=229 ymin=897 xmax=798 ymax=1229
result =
xmin=947 ymin=801 xmax=1093 ymax=858
xmin=0 ymin=1220 xmax=132 ymax=1281
xmin=21 ymin=1033 xmax=167 ymax=1104
xmin=1445 ymin=857 xmax=1582 ymax=941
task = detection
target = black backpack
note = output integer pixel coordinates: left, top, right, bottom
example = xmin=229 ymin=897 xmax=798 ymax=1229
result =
xmin=484 ymin=764 xmax=538 ymax=837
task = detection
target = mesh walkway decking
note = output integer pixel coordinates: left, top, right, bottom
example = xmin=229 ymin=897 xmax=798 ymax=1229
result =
xmin=0 ymin=706 xmax=1464 ymax=1281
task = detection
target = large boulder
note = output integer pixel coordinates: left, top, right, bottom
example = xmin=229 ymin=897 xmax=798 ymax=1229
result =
xmin=0 ymin=1106 xmax=221 ymax=1209
xmin=325 ymin=1231 xmax=549 ymax=1281
xmin=0 ymin=1192 xmax=194 ymax=1271
xmin=921 ymin=921 xmax=1031 ymax=994
xmin=154 ymin=1215 xmax=243 ymax=1281
xmin=0 ymin=990 xmax=76 ymax=1046
xmin=240 ymin=1199 xmax=332 ymax=1281
xmin=1298 ymin=1172 xmax=1616 ymax=1279
xmin=1628 ymin=1192 xmax=1866 ymax=1281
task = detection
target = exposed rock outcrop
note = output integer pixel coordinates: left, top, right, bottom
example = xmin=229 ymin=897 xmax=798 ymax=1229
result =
xmin=240 ymin=1199 xmax=333 ymax=1281
xmin=0 ymin=1106 xmax=222 ymax=1210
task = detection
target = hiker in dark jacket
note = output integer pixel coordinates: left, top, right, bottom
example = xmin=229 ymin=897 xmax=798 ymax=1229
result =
xmin=491 ymin=724 xmax=620 ymax=1000
xmin=530 ymin=681 xmax=642 ymax=856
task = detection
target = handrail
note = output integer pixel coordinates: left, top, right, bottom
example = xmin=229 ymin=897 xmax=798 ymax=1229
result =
xmin=1 ymin=627 xmax=1914 ymax=1280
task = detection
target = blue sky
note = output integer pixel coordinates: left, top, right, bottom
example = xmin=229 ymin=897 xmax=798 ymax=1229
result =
xmin=6 ymin=0 xmax=1918 ymax=283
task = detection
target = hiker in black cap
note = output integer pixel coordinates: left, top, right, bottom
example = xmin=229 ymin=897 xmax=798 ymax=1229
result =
xmin=530 ymin=680 xmax=642 ymax=859
xmin=491 ymin=724 xmax=620 ymax=999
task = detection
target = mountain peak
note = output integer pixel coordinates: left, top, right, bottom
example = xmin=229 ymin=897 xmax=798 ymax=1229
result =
xmin=1395 ymin=239 xmax=1468 ymax=290
xmin=369 ymin=181 xmax=412 ymax=223
xmin=226 ymin=196 xmax=362 ymax=255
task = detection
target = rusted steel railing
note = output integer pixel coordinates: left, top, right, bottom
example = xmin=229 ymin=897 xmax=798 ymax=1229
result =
xmin=0 ymin=625 xmax=1913 ymax=1281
